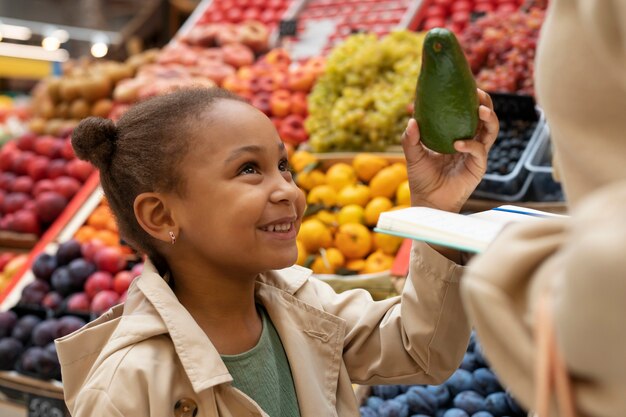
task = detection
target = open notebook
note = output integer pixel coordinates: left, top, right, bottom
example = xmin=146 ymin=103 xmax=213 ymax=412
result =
xmin=375 ymin=205 xmax=566 ymax=253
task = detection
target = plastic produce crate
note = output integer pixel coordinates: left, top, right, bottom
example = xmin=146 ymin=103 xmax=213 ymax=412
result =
xmin=524 ymin=127 xmax=565 ymax=202
xmin=471 ymin=93 xmax=545 ymax=202
xmin=278 ymin=0 xmax=421 ymax=60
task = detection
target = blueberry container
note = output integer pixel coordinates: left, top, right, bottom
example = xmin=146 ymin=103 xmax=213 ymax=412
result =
xmin=524 ymin=126 xmax=565 ymax=202
xmin=471 ymin=93 xmax=545 ymax=201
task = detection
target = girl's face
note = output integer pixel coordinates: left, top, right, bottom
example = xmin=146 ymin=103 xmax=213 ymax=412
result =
xmin=169 ymin=99 xmax=306 ymax=276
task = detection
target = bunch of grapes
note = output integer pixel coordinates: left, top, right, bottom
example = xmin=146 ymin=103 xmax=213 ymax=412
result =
xmin=305 ymin=31 xmax=425 ymax=152
xmin=461 ymin=8 xmax=546 ymax=95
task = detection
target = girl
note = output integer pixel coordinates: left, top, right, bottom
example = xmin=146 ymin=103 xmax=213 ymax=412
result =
xmin=56 ymin=87 xmax=498 ymax=417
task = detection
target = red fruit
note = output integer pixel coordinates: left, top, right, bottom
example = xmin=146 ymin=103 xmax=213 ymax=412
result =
xmin=81 ymin=238 xmax=106 ymax=262
xmin=0 ymin=172 xmax=16 ymax=191
xmin=130 ymin=263 xmax=144 ymax=277
xmin=451 ymin=1 xmax=473 ymax=13
xmin=65 ymin=159 xmax=94 ymax=182
xmin=238 ymin=20 xmax=269 ymax=53
xmin=33 ymin=136 xmax=63 ymax=158
xmin=60 ymin=138 xmax=75 ymax=160
xmin=242 ymin=7 xmax=261 ymax=22
xmin=423 ymin=17 xmax=446 ymax=30
xmin=3 ymin=192 xmax=30 ymax=214
xmin=94 ymin=246 xmax=125 ymax=274
xmin=35 ymin=191 xmax=68 ymax=223
xmin=287 ymin=68 xmax=316 ymax=92
xmin=250 ymin=94 xmax=272 ymax=116
xmin=26 ymin=156 xmax=50 ymax=182
xmin=46 ymin=159 xmax=67 ymax=179
xmin=11 ymin=176 xmax=34 ymax=195
xmin=42 ymin=292 xmax=63 ymax=310
xmin=12 ymin=151 xmax=35 ymax=175
xmin=497 ymin=2 xmax=517 ymax=13
xmin=278 ymin=114 xmax=308 ymax=145
xmin=0 ymin=252 xmax=15 ymax=271
xmin=225 ymin=7 xmax=243 ymax=23
xmin=53 ymin=176 xmax=81 ymax=200
xmin=7 ymin=210 xmax=40 ymax=234
xmin=215 ymin=24 xmax=241 ymax=45
xmin=259 ymin=8 xmax=276 ymax=24
xmin=221 ymin=43 xmax=255 ymax=69
xmin=84 ymin=271 xmax=114 ymax=299
xmin=290 ymin=92 xmax=308 ymax=116
xmin=269 ymin=89 xmax=292 ymax=118
xmin=66 ymin=292 xmax=90 ymax=311
xmin=32 ymin=179 xmax=56 ymax=197
xmin=426 ymin=5 xmax=447 ymax=18
xmin=113 ymin=270 xmax=135 ymax=295
xmin=119 ymin=290 xmax=128 ymax=303
xmin=16 ymin=132 xmax=37 ymax=151
xmin=90 ymin=290 xmax=120 ymax=315
xmin=0 ymin=147 xmax=18 ymax=171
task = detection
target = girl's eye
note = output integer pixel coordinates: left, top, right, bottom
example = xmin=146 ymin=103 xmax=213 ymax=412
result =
xmin=278 ymin=158 xmax=291 ymax=172
xmin=239 ymin=162 xmax=259 ymax=175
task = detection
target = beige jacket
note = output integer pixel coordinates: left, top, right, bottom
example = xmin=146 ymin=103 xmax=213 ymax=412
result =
xmin=56 ymin=242 xmax=470 ymax=417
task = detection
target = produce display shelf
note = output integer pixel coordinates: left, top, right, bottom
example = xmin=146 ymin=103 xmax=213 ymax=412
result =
xmin=0 ymin=173 xmax=101 ymax=307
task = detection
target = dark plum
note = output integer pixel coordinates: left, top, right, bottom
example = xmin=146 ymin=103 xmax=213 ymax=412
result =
xmin=56 ymin=315 xmax=86 ymax=338
xmin=19 ymin=279 xmax=51 ymax=305
xmin=31 ymin=319 xmax=61 ymax=347
xmin=55 ymin=239 xmax=82 ymax=266
xmin=42 ymin=291 xmax=64 ymax=310
xmin=67 ymin=258 xmax=97 ymax=283
xmin=11 ymin=314 xmax=42 ymax=344
xmin=0 ymin=337 xmax=23 ymax=370
xmin=31 ymin=253 xmax=57 ymax=281
xmin=0 ymin=310 xmax=18 ymax=338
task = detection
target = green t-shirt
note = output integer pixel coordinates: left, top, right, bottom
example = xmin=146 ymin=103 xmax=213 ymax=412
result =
xmin=220 ymin=306 xmax=301 ymax=417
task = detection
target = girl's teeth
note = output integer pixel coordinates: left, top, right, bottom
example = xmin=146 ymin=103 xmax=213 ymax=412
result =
xmin=266 ymin=223 xmax=291 ymax=232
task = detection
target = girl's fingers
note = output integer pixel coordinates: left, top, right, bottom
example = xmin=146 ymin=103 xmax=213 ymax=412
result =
xmin=477 ymin=88 xmax=494 ymax=110
xmin=401 ymin=118 xmax=428 ymax=166
xmin=477 ymin=105 xmax=499 ymax=150
xmin=455 ymin=139 xmax=487 ymax=167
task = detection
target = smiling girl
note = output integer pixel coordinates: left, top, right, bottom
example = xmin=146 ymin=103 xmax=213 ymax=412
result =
xmin=56 ymin=87 xmax=498 ymax=417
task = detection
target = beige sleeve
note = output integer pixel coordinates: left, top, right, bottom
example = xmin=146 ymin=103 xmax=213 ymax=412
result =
xmin=70 ymin=389 xmax=126 ymax=417
xmin=313 ymin=241 xmax=471 ymax=385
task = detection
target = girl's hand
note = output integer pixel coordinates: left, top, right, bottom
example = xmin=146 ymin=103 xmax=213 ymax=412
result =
xmin=401 ymin=89 xmax=499 ymax=213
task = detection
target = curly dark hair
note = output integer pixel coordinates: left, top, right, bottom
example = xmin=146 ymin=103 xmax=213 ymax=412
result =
xmin=71 ymin=87 xmax=244 ymax=272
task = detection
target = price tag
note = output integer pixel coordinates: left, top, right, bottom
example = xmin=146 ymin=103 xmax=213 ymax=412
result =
xmin=27 ymin=394 xmax=69 ymax=417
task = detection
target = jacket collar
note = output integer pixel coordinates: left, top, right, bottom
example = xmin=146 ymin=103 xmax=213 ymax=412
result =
xmin=135 ymin=260 xmax=338 ymax=398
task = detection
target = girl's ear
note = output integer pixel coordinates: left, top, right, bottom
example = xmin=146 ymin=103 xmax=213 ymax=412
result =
xmin=134 ymin=192 xmax=176 ymax=243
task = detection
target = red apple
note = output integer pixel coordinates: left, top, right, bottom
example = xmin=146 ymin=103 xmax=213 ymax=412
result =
xmin=33 ymin=136 xmax=63 ymax=159
xmin=60 ymin=138 xmax=75 ymax=160
xmin=250 ymin=93 xmax=272 ymax=115
xmin=242 ymin=8 xmax=261 ymax=22
xmin=0 ymin=252 xmax=15 ymax=271
xmin=287 ymin=68 xmax=316 ymax=92
xmin=46 ymin=159 xmax=67 ymax=179
xmin=259 ymin=8 xmax=276 ymax=24
xmin=238 ymin=20 xmax=269 ymax=53
xmin=269 ymin=90 xmax=292 ymax=117
xmin=94 ymin=246 xmax=125 ymax=274
xmin=423 ymin=17 xmax=446 ymax=30
xmin=3 ymin=192 xmax=30 ymax=214
xmin=222 ymin=43 xmax=255 ymax=69
xmin=53 ymin=176 xmax=81 ymax=200
xmin=264 ymin=49 xmax=291 ymax=68
xmin=91 ymin=290 xmax=120 ymax=315
xmin=0 ymin=172 xmax=16 ymax=191
xmin=66 ymin=292 xmax=90 ymax=311
xmin=35 ymin=191 xmax=67 ymax=223
xmin=426 ymin=5 xmax=447 ymax=18
xmin=16 ymin=132 xmax=37 ymax=151
xmin=11 ymin=176 xmax=34 ymax=195
xmin=216 ymin=24 xmax=242 ymax=45
xmin=113 ymin=270 xmax=135 ymax=295
xmin=290 ymin=92 xmax=308 ymax=116
xmin=7 ymin=209 xmax=40 ymax=234
xmin=0 ymin=148 xmax=17 ymax=171
xmin=85 ymin=271 xmax=114 ymax=299
xmin=65 ymin=159 xmax=94 ymax=182
xmin=81 ymin=239 xmax=106 ymax=262
xmin=12 ymin=151 xmax=35 ymax=175
xmin=26 ymin=156 xmax=50 ymax=182
xmin=278 ymin=114 xmax=308 ymax=145
xmin=33 ymin=179 xmax=56 ymax=197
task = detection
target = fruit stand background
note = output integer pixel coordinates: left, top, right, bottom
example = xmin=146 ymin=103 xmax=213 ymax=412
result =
xmin=0 ymin=0 xmax=558 ymax=416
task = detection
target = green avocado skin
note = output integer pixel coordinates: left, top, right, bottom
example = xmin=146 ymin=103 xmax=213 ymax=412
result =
xmin=414 ymin=28 xmax=479 ymax=154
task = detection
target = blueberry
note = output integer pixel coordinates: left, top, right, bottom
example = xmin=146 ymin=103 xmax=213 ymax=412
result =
xmin=473 ymin=368 xmax=502 ymax=396
xmin=367 ymin=396 xmax=385 ymax=412
xmin=460 ymin=352 xmax=481 ymax=372
xmin=453 ymin=391 xmax=486 ymax=415
xmin=485 ymin=392 xmax=511 ymax=416
xmin=443 ymin=409 xmax=470 ymax=417
xmin=425 ymin=384 xmax=450 ymax=407
xmin=360 ymin=406 xmax=378 ymax=417
xmin=372 ymin=385 xmax=402 ymax=400
xmin=472 ymin=412 xmax=494 ymax=417
xmin=406 ymin=386 xmax=437 ymax=415
xmin=378 ymin=399 xmax=409 ymax=417
xmin=445 ymin=369 xmax=474 ymax=396
xmin=504 ymin=392 xmax=527 ymax=417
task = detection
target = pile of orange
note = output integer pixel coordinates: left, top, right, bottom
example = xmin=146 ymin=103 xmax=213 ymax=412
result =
xmin=74 ymin=199 xmax=133 ymax=254
xmin=292 ymin=151 xmax=408 ymax=275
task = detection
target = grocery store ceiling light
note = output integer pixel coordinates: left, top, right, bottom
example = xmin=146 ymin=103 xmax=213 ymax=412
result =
xmin=42 ymin=36 xmax=61 ymax=51
xmin=0 ymin=23 xmax=32 ymax=41
xmin=90 ymin=33 xmax=109 ymax=58
xmin=0 ymin=17 xmax=120 ymax=44
xmin=0 ymin=42 xmax=69 ymax=62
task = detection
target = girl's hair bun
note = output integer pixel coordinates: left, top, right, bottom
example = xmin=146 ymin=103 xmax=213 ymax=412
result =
xmin=71 ymin=116 xmax=118 ymax=170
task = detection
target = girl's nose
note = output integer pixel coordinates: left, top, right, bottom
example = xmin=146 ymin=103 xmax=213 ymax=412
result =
xmin=270 ymin=173 xmax=300 ymax=204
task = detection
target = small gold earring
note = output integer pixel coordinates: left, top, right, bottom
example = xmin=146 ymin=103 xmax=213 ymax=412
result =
xmin=169 ymin=231 xmax=176 ymax=245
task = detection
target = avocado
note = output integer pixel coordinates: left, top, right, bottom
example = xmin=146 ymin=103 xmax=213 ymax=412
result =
xmin=414 ymin=28 xmax=479 ymax=154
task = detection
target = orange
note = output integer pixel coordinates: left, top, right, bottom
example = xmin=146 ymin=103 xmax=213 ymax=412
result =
xmin=87 ymin=206 xmax=110 ymax=230
xmin=369 ymin=166 xmax=406 ymax=199
xmin=307 ymin=185 xmax=337 ymax=207
xmin=352 ymin=153 xmax=389 ymax=182
xmin=290 ymin=151 xmax=318 ymax=173
xmin=310 ymin=248 xmax=345 ymax=274
xmin=325 ymin=163 xmax=357 ymax=191
xmin=296 ymin=169 xmax=326 ymax=191
xmin=94 ymin=229 xmax=120 ymax=246
xmin=337 ymin=204 xmax=365 ymax=225
xmin=298 ymin=219 xmax=333 ymax=253
xmin=395 ymin=180 xmax=411 ymax=206
xmin=334 ymin=223 xmax=372 ymax=260
xmin=74 ymin=225 xmax=97 ymax=243
xmin=373 ymin=232 xmax=404 ymax=255
xmin=336 ymin=184 xmax=371 ymax=207
xmin=345 ymin=259 xmax=366 ymax=273
xmin=364 ymin=196 xmax=393 ymax=226
xmin=296 ymin=240 xmax=308 ymax=266
xmin=362 ymin=250 xmax=395 ymax=274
